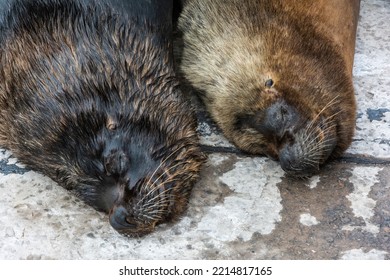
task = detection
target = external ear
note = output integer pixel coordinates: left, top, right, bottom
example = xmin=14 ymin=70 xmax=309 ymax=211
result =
xmin=106 ymin=115 xmax=118 ymax=131
xmin=265 ymin=79 xmax=274 ymax=88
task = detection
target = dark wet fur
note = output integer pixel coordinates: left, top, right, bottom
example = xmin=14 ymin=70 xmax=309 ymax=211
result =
xmin=0 ymin=0 xmax=205 ymax=237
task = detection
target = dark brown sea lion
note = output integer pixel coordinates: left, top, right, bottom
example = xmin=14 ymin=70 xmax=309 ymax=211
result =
xmin=0 ymin=0 xmax=205 ymax=237
xmin=178 ymin=0 xmax=360 ymax=177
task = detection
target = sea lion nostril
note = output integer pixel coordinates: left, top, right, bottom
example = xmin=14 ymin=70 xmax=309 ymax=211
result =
xmin=109 ymin=206 xmax=137 ymax=230
xmin=125 ymin=217 xmax=138 ymax=228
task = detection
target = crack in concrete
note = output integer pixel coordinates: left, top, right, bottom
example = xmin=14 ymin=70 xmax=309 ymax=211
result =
xmin=200 ymin=145 xmax=390 ymax=166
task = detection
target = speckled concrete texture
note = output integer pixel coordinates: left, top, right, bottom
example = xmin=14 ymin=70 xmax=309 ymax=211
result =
xmin=0 ymin=0 xmax=389 ymax=260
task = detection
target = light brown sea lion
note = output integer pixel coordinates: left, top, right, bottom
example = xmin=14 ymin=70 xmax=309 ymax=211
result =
xmin=178 ymin=0 xmax=360 ymax=177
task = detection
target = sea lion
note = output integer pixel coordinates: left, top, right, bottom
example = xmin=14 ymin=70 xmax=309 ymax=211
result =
xmin=0 ymin=0 xmax=205 ymax=237
xmin=178 ymin=0 xmax=360 ymax=177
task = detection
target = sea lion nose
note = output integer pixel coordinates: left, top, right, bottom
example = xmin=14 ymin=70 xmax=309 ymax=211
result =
xmin=279 ymin=146 xmax=319 ymax=177
xmin=280 ymin=154 xmax=299 ymax=174
xmin=109 ymin=205 xmax=137 ymax=230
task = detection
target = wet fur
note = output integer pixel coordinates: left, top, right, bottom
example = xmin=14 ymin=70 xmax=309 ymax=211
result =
xmin=0 ymin=0 xmax=205 ymax=236
xmin=178 ymin=0 xmax=359 ymax=176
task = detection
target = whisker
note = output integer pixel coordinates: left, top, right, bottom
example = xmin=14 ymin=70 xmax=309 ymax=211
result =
xmin=304 ymin=127 xmax=337 ymax=153
xmin=144 ymin=145 xmax=184 ymax=192
xmin=138 ymin=186 xmax=173 ymax=208
xmin=138 ymin=213 xmax=159 ymax=221
xmin=305 ymin=95 xmax=340 ymax=133
xmin=137 ymin=161 xmax=189 ymax=206
xmin=148 ymin=161 xmax=190 ymax=189
xmin=303 ymin=122 xmax=337 ymax=148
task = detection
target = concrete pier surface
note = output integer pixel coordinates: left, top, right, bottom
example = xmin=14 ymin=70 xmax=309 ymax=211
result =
xmin=0 ymin=0 xmax=389 ymax=259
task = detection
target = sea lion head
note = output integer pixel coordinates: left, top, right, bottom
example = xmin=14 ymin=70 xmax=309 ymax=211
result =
xmin=59 ymin=98 xmax=204 ymax=237
xmin=183 ymin=38 xmax=356 ymax=178
xmin=178 ymin=0 xmax=356 ymax=178
xmin=0 ymin=0 xmax=205 ymax=238
xmin=220 ymin=69 xmax=356 ymax=178
xmin=178 ymin=0 xmax=358 ymax=178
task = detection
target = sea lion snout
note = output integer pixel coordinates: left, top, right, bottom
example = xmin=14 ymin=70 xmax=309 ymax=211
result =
xmin=109 ymin=204 xmax=156 ymax=237
xmin=109 ymin=204 xmax=157 ymax=237
xmin=260 ymin=101 xmax=334 ymax=177
xmin=279 ymin=145 xmax=320 ymax=177
xmin=109 ymin=205 xmax=135 ymax=230
xmin=278 ymin=115 xmax=338 ymax=177
xmin=237 ymin=98 xmax=339 ymax=177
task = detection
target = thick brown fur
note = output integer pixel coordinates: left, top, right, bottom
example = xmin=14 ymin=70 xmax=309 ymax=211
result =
xmin=0 ymin=0 xmax=205 ymax=237
xmin=178 ymin=0 xmax=360 ymax=177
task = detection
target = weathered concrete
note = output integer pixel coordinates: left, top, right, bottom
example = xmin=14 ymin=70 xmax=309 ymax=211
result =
xmin=0 ymin=0 xmax=389 ymax=260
